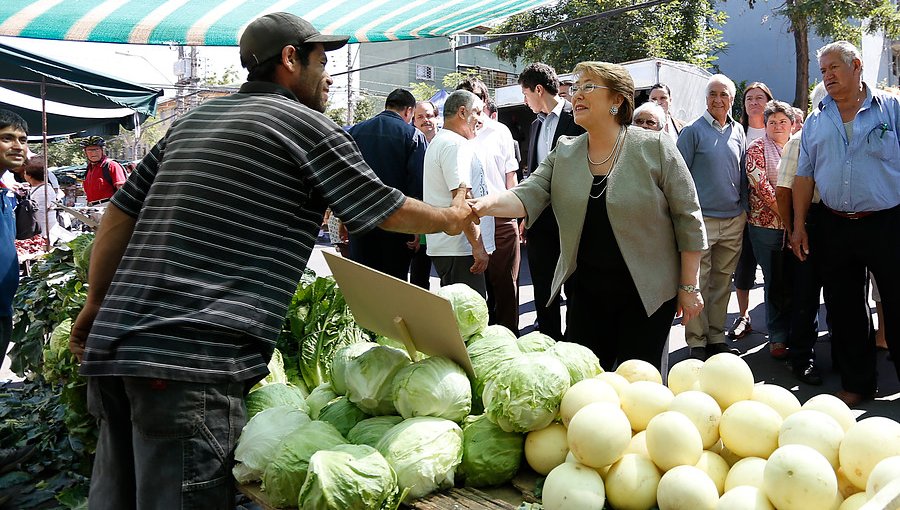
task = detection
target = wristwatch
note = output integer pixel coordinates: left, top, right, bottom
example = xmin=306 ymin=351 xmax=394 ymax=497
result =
xmin=678 ymin=284 xmax=700 ymax=293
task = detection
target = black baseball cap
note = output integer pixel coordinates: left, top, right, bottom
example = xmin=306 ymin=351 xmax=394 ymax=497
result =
xmin=239 ymin=12 xmax=349 ymax=70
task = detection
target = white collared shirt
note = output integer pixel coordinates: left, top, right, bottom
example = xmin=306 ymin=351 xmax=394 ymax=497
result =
xmin=537 ymin=98 xmax=565 ymax=163
xmin=703 ymin=110 xmax=735 ymax=134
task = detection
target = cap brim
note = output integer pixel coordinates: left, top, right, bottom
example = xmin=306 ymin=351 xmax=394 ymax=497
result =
xmin=308 ymin=34 xmax=350 ymax=51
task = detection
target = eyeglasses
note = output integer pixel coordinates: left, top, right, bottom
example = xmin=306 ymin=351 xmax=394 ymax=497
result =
xmin=633 ymin=118 xmax=659 ymax=127
xmin=568 ymin=83 xmax=610 ymax=95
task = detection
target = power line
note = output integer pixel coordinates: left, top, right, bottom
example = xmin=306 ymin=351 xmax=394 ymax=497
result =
xmin=332 ymin=0 xmax=676 ymax=77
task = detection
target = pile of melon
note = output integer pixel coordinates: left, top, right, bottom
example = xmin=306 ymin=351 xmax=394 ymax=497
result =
xmin=527 ymin=354 xmax=900 ymax=510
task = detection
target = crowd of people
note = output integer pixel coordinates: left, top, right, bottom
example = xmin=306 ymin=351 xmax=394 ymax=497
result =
xmin=0 ymin=10 xmax=896 ymax=507
xmin=335 ymin=41 xmax=898 ymax=412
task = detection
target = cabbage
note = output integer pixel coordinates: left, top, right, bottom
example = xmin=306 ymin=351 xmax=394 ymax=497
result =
xmin=344 ymin=345 xmax=410 ymax=415
xmin=391 ymin=357 xmax=471 ymax=423
xmin=483 ymin=352 xmax=571 ymax=433
xmin=547 ymin=341 xmax=603 ymax=383
xmin=467 ymin=324 xmax=516 ymax=345
xmin=435 ymin=283 xmax=489 ymax=338
xmin=458 ymin=414 xmax=524 ymax=487
xmin=375 ymin=417 xmax=464 ymax=501
xmin=298 ymin=444 xmax=402 ymax=510
xmin=261 ymin=420 xmax=347 ymax=507
xmin=232 ymin=406 xmax=311 ymax=484
xmin=347 ymin=416 xmax=404 ymax=447
xmin=245 ymin=382 xmax=309 ymax=419
xmin=516 ymin=331 xmax=556 ymax=353
xmin=317 ymin=396 xmax=370 ymax=436
xmin=42 ymin=319 xmax=74 ymax=383
xmin=467 ymin=335 xmax=521 ymax=410
xmin=250 ymin=348 xmax=290 ymax=392
xmin=331 ymin=342 xmax=378 ymax=395
xmin=307 ymin=382 xmax=339 ymax=419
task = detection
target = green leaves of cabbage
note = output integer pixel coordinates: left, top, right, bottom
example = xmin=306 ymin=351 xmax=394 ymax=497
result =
xmin=317 ymin=396 xmax=370 ymax=437
xmin=344 ymin=345 xmax=410 ymax=415
xmin=467 ymin=335 xmax=521 ymax=411
xmin=483 ymin=352 xmax=571 ymax=433
xmin=298 ymin=444 xmax=402 ymax=510
xmin=331 ymin=342 xmax=377 ymax=395
xmin=391 ymin=357 xmax=471 ymax=423
xmin=467 ymin=324 xmax=515 ymax=345
xmin=232 ymin=406 xmax=311 ymax=484
xmin=459 ymin=414 xmax=524 ymax=487
xmin=516 ymin=331 xmax=556 ymax=353
xmin=261 ymin=420 xmax=346 ymax=507
xmin=307 ymin=382 xmax=339 ymax=420
xmin=347 ymin=416 xmax=404 ymax=447
xmin=547 ymin=341 xmax=602 ymax=383
xmin=245 ymin=382 xmax=310 ymax=419
xmin=435 ymin=283 xmax=489 ymax=338
xmin=375 ymin=417 xmax=464 ymax=501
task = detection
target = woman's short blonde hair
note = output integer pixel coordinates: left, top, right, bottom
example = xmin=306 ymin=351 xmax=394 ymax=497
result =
xmin=573 ymin=61 xmax=635 ymax=125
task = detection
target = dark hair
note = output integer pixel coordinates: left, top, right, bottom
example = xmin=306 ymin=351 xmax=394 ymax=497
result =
xmin=415 ymin=100 xmax=436 ymax=112
xmin=456 ymin=77 xmax=489 ymax=103
xmin=763 ymin=100 xmax=795 ymax=124
xmin=24 ymin=162 xmax=46 ymax=182
xmin=649 ymin=83 xmax=671 ymax=96
xmin=739 ymin=82 xmax=774 ymax=129
xmin=0 ymin=109 xmax=28 ymax=133
xmin=385 ymin=89 xmax=416 ymax=110
xmin=247 ymin=43 xmax=315 ymax=82
xmin=485 ymin=100 xmax=497 ymax=116
xmin=518 ymin=63 xmax=560 ymax=95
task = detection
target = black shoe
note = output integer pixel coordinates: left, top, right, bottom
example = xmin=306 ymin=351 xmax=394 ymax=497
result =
xmin=706 ymin=343 xmax=741 ymax=356
xmin=689 ymin=347 xmax=707 ymax=361
xmin=792 ymin=362 xmax=823 ymax=386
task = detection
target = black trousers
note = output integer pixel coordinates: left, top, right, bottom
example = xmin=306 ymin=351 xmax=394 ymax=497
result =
xmin=565 ymin=274 xmax=677 ymax=371
xmin=408 ymin=246 xmax=432 ymax=290
xmin=733 ymin=223 xmax=758 ymax=291
xmin=348 ymin=230 xmax=413 ymax=281
xmin=789 ymin=203 xmax=825 ymax=367
xmin=525 ymin=208 xmax=564 ymax=341
xmin=818 ymin=205 xmax=900 ymax=394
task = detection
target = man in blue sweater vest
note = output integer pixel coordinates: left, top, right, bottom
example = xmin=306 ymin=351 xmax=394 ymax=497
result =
xmin=677 ymin=74 xmax=747 ymax=360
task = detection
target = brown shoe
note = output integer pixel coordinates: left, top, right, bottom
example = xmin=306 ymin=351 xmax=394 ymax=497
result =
xmin=834 ymin=390 xmax=868 ymax=407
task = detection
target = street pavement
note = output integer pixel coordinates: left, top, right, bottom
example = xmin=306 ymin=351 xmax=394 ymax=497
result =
xmin=3 ymin=240 xmax=897 ymax=421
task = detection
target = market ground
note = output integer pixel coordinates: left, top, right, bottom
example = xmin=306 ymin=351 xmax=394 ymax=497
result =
xmin=2 ymin=240 xmax=897 ymax=422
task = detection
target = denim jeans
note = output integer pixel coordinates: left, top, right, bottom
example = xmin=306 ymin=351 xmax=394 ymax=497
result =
xmin=87 ymin=376 xmax=247 ymax=510
xmin=748 ymin=225 xmax=793 ymax=345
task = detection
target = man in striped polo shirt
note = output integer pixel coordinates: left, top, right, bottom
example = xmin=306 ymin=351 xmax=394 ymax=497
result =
xmin=67 ymin=13 xmax=475 ymax=508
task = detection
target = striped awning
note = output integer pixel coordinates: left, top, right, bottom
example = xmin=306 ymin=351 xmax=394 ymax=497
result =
xmin=0 ymin=0 xmax=551 ymax=45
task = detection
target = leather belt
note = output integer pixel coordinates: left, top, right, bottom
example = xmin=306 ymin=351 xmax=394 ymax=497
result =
xmin=87 ymin=198 xmax=110 ymax=206
xmin=825 ymin=207 xmax=874 ymax=220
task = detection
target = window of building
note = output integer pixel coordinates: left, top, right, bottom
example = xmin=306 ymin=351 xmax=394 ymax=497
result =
xmin=458 ymin=33 xmax=490 ymax=50
xmin=415 ymin=64 xmax=434 ymax=81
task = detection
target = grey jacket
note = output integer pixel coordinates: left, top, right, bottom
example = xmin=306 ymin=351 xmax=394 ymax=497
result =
xmin=511 ymin=127 xmax=708 ymax=316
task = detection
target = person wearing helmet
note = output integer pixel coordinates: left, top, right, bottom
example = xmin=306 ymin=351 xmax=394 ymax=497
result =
xmin=80 ymin=136 xmax=126 ymax=205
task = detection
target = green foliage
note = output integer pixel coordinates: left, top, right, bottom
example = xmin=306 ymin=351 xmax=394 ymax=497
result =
xmin=490 ymin=0 xmax=727 ymax=73
xmin=325 ymin=105 xmax=349 ymax=126
xmin=441 ymin=70 xmax=483 ymax=90
xmin=409 ymin=82 xmax=439 ymax=101
xmin=10 ymin=235 xmax=92 ymax=377
xmin=0 ymin=381 xmax=91 ymax=509
xmin=275 ymin=270 xmax=370 ymax=394
xmin=352 ymin=96 xmax=379 ymax=124
xmin=43 ymin=139 xmax=85 ymax=168
xmin=759 ymin=0 xmax=900 ymax=46
xmin=204 ymin=65 xmax=240 ymax=86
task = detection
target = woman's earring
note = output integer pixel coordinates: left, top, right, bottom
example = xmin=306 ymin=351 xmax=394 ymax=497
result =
xmin=609 ymin=104 xmax=619 ymax=115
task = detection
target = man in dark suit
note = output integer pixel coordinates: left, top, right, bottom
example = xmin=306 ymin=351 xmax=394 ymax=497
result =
xmin=519 ymin=63 xmax=585 ymax=341
xmin=348 ymin=88 xmax=427 ymax=280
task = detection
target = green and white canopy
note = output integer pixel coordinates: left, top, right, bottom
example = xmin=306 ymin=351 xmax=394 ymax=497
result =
xmin=0 ymin=0 xmax=550 ymax=45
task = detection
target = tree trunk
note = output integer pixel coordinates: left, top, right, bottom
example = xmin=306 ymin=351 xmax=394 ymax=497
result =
xmin=789 ymin=3 xmax=810 ymax=109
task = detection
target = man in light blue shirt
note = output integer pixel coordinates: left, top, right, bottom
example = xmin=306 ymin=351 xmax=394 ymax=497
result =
xmin=792 ymin=41 xmax=900 ymax=406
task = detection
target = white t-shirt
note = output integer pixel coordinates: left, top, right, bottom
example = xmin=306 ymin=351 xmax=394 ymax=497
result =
xmin=423 ymin=129 xmax=495 ymax=256
xmin=471 ymin=117 xmax=518 ymax=195
xmin=746 ymin=126 xmax=766 ymax=144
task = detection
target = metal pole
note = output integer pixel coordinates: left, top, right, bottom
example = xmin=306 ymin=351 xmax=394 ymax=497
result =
xmin=40 ymin=77 xmax=50 ymax=251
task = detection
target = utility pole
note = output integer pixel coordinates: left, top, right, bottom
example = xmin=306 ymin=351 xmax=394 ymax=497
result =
xmin=174 ymin=46 xmax=201 ymax=118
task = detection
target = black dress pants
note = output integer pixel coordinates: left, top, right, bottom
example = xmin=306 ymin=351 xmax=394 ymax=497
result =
xmin=818 ymin=205 xmax=900 ymax=394
xmin=349 ymin=230 xmax=413 ymax=281
xmin=525 ymin=207 xmax=564 ymax=341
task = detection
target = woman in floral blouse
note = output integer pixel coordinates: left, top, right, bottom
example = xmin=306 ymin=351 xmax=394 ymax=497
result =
xmin=746 ymin=100 xmax=796 ymax=359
